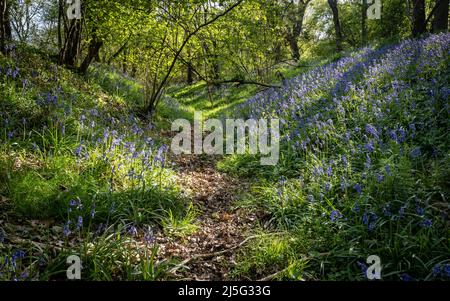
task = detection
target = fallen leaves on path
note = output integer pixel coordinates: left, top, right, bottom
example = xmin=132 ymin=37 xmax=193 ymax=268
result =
xmin=156 ymin=154 xmax=257 ymax=280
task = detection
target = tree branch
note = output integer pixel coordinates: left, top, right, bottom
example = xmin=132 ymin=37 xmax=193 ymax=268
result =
xmin=147 ymin=0 xmax=243 ymax=114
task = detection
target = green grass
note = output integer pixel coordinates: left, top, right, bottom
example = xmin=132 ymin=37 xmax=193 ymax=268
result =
xmin=227 ymin=35 xmax=450 ymax=281
xmin=0 ymin=46 xmax=197 ymax=280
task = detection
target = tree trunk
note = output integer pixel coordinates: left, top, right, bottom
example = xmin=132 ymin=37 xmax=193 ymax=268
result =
xmin=285 ymin=1 xmax=309 ymax=62
xmin=412 ymin=0 xmax=426 ymax=37
xmin=328 ymin=0 xmax=343 ymax=52
xmin=186 ymin=47 xmax=193 ymax=85
xmin=58 ymin=0 xmax=63 ymax=51
xmin=361 ymin=0 xmax=368 ymax=45
xmin=187 ymin=63 xmax=194 ymax=85
xmin=211 ymin=40 xmax=220 ymax=84
xmin=287 ymin=33 xmax=300 ymax=62
xmin=432 ymin=0 xmax=449 ymax=33
xmin=78 ymin=35 xmax=103 ymax=75
xmin=0 ymin=0 xmax=12 ymax=55
xmin=59 ymin=19 xmax=82 ymax=68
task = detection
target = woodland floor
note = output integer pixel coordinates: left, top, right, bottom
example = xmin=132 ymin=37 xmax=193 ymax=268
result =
xmin=0 ymin=143 xmax=259 ymax=280
xmin=156 ymin=154 xmax=258 ymax=280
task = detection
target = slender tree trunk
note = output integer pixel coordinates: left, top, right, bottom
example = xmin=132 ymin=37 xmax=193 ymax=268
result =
xmin=58 ymin=0 xmax=63 ymax=51
xmin=328 ymin=0 xmax=343 ymax=52
xmin=361 ymin=0 xmax=368 ymax=45
xmin=0 ymin=0 xmax=12 ymax=55
xmin=285 ymin=1 xmax=308 ymax=62
xmin=211 ymin=40 xmax=220 ymax=84
xmin=59 ymin=19 xmax=82 ymax=68
xmin=287 ymin=33 xmax=300 ymax=62
xmin=78 ymin=34 xmax=103 ymax=75
xmin=432 ymin=0 xmax=449 ymax=33
xmin=412 ymin=0 xmax=426 ymax=37
xmin=186 ymin=46 xmax=193 ymax=85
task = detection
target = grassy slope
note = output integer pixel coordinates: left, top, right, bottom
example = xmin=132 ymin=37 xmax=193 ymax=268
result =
xmin=224 ymin=34 xmax=450 ymax=281
xmin=0 ymin=47 xmax=193 ymax=280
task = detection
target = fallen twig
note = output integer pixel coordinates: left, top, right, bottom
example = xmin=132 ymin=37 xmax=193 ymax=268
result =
xmin=168 ymin=234 xmax=260 ymax=275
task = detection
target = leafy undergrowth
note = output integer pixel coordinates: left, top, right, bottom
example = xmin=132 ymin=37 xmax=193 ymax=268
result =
xmin=226 ymin=34 xmax=450 ymax=281
xmin=0 ymin=46 xmax=193 ymax=280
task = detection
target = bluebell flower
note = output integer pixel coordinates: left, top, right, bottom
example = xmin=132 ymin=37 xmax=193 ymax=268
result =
xmin=410 ymin=147 xmax=421 ymax=158
xmin=362 ymin=213 xmax=369 ymax=225
xmin=432 ymin=265 xmax=441 ymax=277
xmin=90 ymin=204 xmax=96 ymax=219
xmin=63 ymin=222 xmax=71 ymax=237
xmin=128 ymin=226 xmax=138 ymax=237
xmin=400 ymin=273 xmax=414 ymax=281
xmin=354 ymin=183 xmax=362 ymax=195
xmin=144 ymin=228 xmax=155 ymax=245
xmin=357 ymin=261 xmax=368 ymax=276
xmin=365 ymin=124 xmax=379 ymax=139
xmin=344 ymin=132 xmax=351 ymax=143
xmin=376 ymin=173 xmax=383 ymax=182
xmin=76 ymin=216 xmax=83 ymax=229
xmin=365 ymin=155 xmax=371 ymax=169
xmin=340 ymin=177 xmax=347 ymax=192
xmin=330 ymin=210 xmax=343 ymax=222
xmin=326 ymin=166 xmax=332 ymax=177
xmin=398 ymin=128 xmax=406 ymax=143
xmin=389 ymin=130 xmax=398 ymax=143
xmin=385 ymin=165 xmax=391 ymax=176
xmin=365 ymin=141 xmax=375 ymax=153
xmin=75 ymin=144 xmax=83 ymax=157
xmin=421 ymin=219 xmax=432 ymax=228
xmin=12 ymin=250 xmax=26 ymax=261
xmin=443 ymin=264 xmax=450 ymax=278
xmin=416 ymin=206 xmax=425 ymax=216
xmin=341 ymin=155 xmax=348 ymax=167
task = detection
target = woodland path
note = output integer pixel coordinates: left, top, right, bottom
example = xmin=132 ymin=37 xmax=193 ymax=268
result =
xmin=154 ymin=153 xmax=258 ymax=280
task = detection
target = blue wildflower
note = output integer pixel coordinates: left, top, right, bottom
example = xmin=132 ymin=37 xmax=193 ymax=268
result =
xmin=376 ymin=173 xmax=384 ymax=182
xmin=432 ymin=265 xmax=441 ymax=276
xmin=365 ymin=124 xmax=379 ymax=139
xmin=128 ymin=226 xmax=138 ymax=237
xmin=421 ymin=219 xmax=432 ymax=228
xmin=362 ymin=213 xmax=369 ymax=225
xmin=365 ymin=141 xmax=375 ymax=153
xmin=63 ymin=222 xmax=71 ymax=237
xmin=416 ymin=206 xmax=425 ymax=216
xmin=443 ymin=264 xmax=450 ymax=278
xmin=410 ymin=147 xmax=421 ymax=158
xmin=330 ymin=210 xmax=343 ymax=222
xmin=385 ymin=165 xmax=391 ymax=176
xmin=76 ymin=216 xmax=83 ymax=229
xmin=354 ymin=183 xmax=362 ymax=195
xmin=400 ymin=273 xmax=414 ymax=281
xmin=357 ymin=261 xmax=368 ymax=277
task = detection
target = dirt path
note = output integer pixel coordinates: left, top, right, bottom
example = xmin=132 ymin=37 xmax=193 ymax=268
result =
xmin=155 ymin=154 xmax=257 ymax=280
